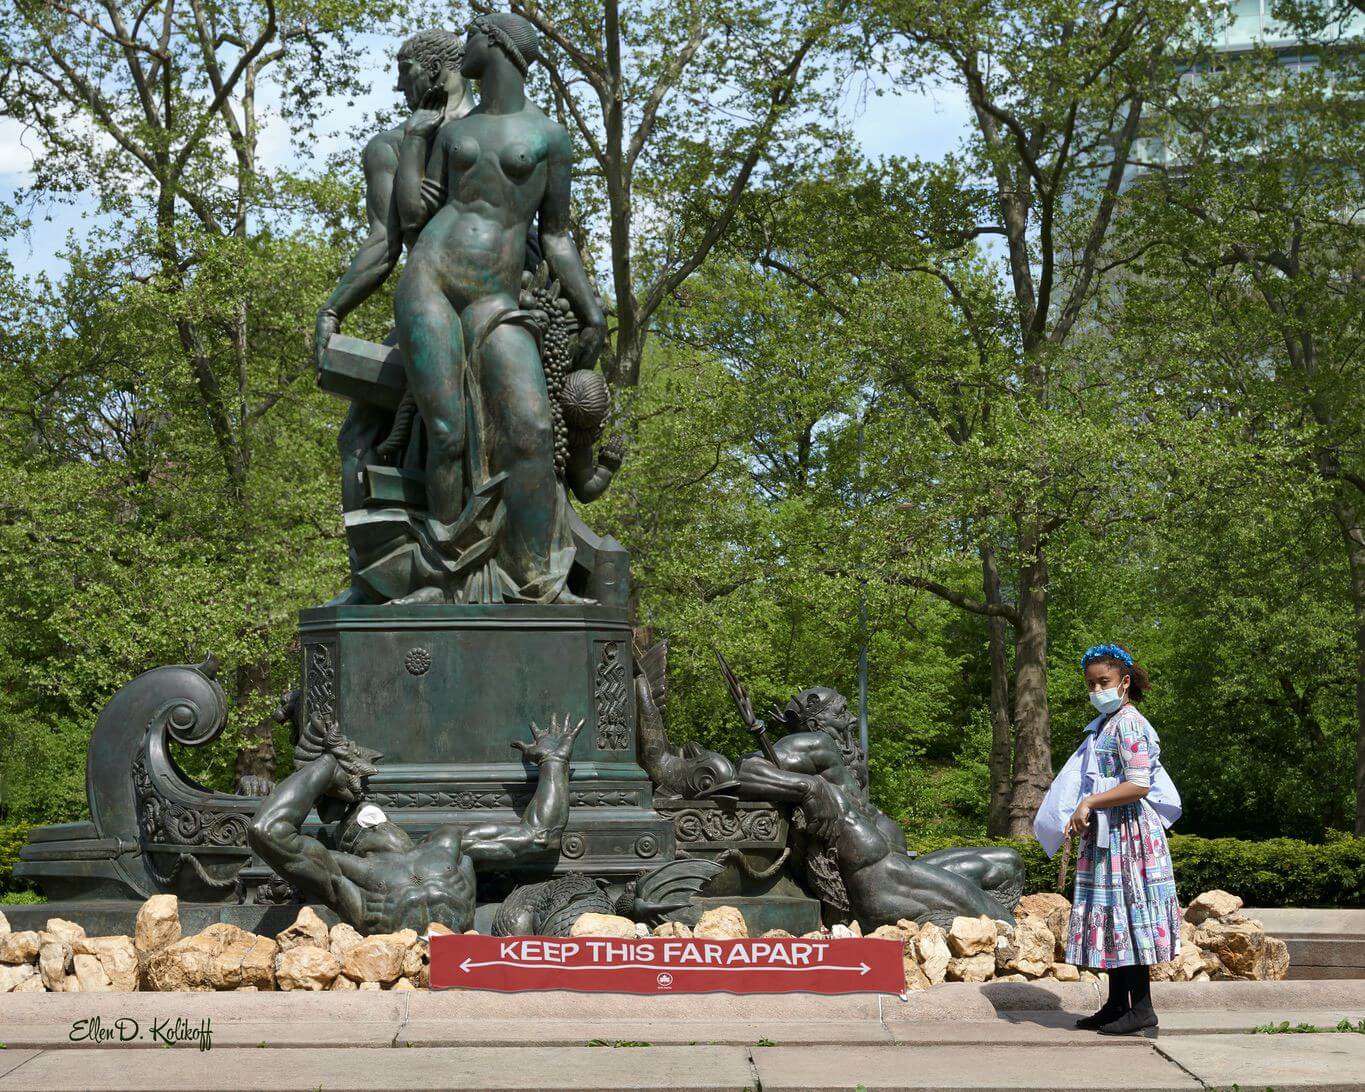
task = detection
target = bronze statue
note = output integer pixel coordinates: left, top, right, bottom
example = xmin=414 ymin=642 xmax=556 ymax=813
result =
xmin=247 ymin=711 xmax=583 ymax=934
xmin=718 ymin=660 xmax=1024 ymax=930
xmin=314 ymin=30 xmax=475 ymax=605
xmin=389 ymin=12 xmax=607 ymax=604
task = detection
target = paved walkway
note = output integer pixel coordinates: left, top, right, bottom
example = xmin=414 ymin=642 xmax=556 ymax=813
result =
xmin=1 ymin=980 xmax=1362 ymax=1090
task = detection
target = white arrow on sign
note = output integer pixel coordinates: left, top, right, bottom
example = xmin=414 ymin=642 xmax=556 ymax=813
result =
xmin=458 ymin=958 xmax=871 ymax=976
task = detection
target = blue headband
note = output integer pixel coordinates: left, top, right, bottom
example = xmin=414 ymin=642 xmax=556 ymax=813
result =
xmin=1082 ymin=643 xmax=1133 ymax=669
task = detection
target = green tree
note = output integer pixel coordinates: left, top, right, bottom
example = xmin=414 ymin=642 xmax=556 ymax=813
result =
xmin=1115 ymin=5 xmax=1365 ymax=829
xmin=0 ymin=0 xmax=397 ymax=795
xmin=483 ymin=0 xmax=856 ymax=387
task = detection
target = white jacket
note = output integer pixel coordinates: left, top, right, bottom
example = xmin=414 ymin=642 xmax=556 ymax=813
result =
xmin=1033 ymin=709 xmax=1182 ymax=858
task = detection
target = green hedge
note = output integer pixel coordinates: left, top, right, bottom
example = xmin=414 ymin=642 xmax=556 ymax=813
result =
xmin=907 ymin=832 xmax=1365 ymax=909
xmin=0 ymin=822 xmax=34 ymax=898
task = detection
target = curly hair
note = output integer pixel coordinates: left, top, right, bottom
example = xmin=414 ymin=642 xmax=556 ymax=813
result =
xmin=1083 ymin=642 xmax=1151 ymax=703
xmin=397 ymin=29 xmax=465 ymax=82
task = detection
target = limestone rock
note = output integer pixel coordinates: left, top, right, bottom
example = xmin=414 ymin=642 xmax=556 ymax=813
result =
xmin=831 ymin=923 xmax=857 ymax=939
xmin=946 ymin=953 xmax=995 ymax=982
xmin=653 ymin=921 xmax=693 ymax=938
xmin=426 ymin=922 xmax=456 ymax=937
xmin=341 ymin=932 xmax=410 ymax=984
xmin=694 ymin=906 xmax=748 ymax=940
xmin=996 ymin=973 xmax=1027 ymax=982
xmin=868 ymin=923 xmax=916 ymax=958
xmin=1180 ymin=920 xmax=1198 ymax=948
xmin=1050 ymin=962 xmax=1080 ymax=982
xmin=329 ymin=973 xmax=358 ymax=990
xmin=569 ymin=913 xmax=638 ymax=939
xmin=1194 ymin=920 xmax=1287 ymax=980
xmin=1184 ymin=890 xmax=1243 ymax=926
xmin=402 ymin=938 xmax=426 ymax=980
xmin=895 ymin=919 xmax=921 ymax=939
xmin=276 ymin=907 xmax=330 ymax=952
xmin=0 ymin=961 xmax=40 ymax=992
xmin=45 ymin=918 xmax=86 ymax=946
xmin=329 ymin=922 xmax=364 ymax=960
xmin=0 ymin=910 xmax=8 ymax=933
xmin=1260 ymin=937 xmax=1290 ymax=981
xmin=1010 ymin=917 xmax=1055 ymax=976
xmin=391 ymin=976 xmax=416 ymax=991
xmin=358 ymin=980 xmax=381 ymax=991
xmin=903 ymin=956 xmax=931 ymax=991
xmin=1201 ymin=949 xmax=1229 ymax=979
xmin=12 ymin=973 xmax=45 ymax=992
xmin=275 ymin=946 xmax=342 ymax=991
xmin=760 ymin=929 xmax=794 ymax=939
xmin=1017 ymin=893 xmax=1071 ymax=960
xmin=39 ymin=939 xmax=72 ymax=991
xmin=73 ymin=953 xmax=114 ymax=992
xmin=135 ymin=895 xmax=181 ymax=954
xmin=75 ymin=937 xmax=138 ymax=992
xmin=0 ymin=930 xmax=40 ymax=964
xmin=848 ymin=920 xmax=863 ymax=937
xmin=916 ymin=922 xmax=951 ymax=986
xmin=947 ymin=916 xmax=996 ymax=957
xmin=143 ymin=923 xmax=277 ymax=992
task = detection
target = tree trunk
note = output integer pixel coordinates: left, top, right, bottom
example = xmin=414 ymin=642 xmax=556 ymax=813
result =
xmin=1331 ymin=489 xmax=1365 ymax=835
xmin=1009 ymin=535 xmax=1052 ymax=837
xmin=981 ymin=542 xmax=1013 ymax=836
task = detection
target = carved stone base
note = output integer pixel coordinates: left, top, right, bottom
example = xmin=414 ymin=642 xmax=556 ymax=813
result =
xmin=298 ymin=604 xmax=674 ymax=878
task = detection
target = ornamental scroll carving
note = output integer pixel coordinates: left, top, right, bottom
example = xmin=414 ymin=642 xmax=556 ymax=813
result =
xmin=669 ymin=805 xmax=782 ymax=846
xmin=593 ymin=640 xmax=630 ymax=750
xmin=368 ymin=788 xmax=639 ymax=809
xmin=132 ymin=753 xmax=249 ymax=849
xmin=302 ymin=641 xmax=338 ymax=726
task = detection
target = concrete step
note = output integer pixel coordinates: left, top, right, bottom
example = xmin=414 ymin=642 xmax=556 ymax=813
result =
xmin=1248 ymin=907 xmax=1365 ymax=980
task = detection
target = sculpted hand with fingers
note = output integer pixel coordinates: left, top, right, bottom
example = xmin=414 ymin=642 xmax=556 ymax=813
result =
xmin=247 ymin=712 xmax=583 ymax=934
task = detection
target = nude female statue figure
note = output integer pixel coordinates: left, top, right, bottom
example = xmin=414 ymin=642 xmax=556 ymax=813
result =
xmin=392 ymin=12 xmax=606 ymax=603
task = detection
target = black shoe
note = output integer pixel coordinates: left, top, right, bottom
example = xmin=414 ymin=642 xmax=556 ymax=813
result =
xmin=1074 ymin=1000 xmax=1128 ymax=1030
xmin=1098 ymin=1001 xmax=1158 ymax=1037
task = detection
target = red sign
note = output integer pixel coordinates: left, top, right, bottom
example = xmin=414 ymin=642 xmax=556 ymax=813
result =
xmin=429 ymin=933 xmax=906 ymax=994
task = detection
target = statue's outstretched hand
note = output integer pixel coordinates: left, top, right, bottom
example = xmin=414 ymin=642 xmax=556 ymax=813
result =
xmin=512 ymin=713 xmax=584 ymax=765
xmin=598 ymin=433 xmax=627 ymax=473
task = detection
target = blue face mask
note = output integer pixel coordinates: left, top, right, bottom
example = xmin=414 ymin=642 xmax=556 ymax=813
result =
xmin=1089 ymin=687 xmax=1125 ymax=715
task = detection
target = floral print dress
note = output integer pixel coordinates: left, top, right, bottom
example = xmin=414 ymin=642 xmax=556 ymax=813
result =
xmin=1064 ymin=707 xmax=1181 ymax=970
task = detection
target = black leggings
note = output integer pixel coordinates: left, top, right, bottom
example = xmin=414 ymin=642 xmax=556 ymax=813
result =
xmin=1109 ymin=964 xmax=1152 ymax=1008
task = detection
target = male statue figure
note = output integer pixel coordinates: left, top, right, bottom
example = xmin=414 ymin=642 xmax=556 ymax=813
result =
xmin=735 ymin=687 xmax=1024 ymax=929
xmin=247 ymin=712 xmax=583 ymax=934
xmin=314 ymin=29 xmax=475 ymax=605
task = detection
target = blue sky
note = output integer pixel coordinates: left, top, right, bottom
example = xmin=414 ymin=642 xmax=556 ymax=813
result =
xmin=0 ymin=41 xmax=972 ymax=282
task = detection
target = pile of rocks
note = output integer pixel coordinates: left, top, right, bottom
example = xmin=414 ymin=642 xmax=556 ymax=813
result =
xmin=563 ymin=889 xmax=1289 ymax=990
xmin=0 ymin=898 xmax=444 ymax=992
xmin=0 ymin=887 xmax=1287 ymax=992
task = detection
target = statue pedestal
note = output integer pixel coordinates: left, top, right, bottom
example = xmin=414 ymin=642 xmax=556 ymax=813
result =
xmin=298 ymin=604 xmax=674 ymax=878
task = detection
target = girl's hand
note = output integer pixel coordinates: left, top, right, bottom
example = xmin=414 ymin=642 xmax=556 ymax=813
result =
xmin=1067 ymin=799 xmax=1093 ymax=837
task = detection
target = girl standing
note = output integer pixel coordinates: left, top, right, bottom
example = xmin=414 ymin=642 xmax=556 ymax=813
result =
xmin=1039 ymin=643 xmax=1182 ymax=1036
